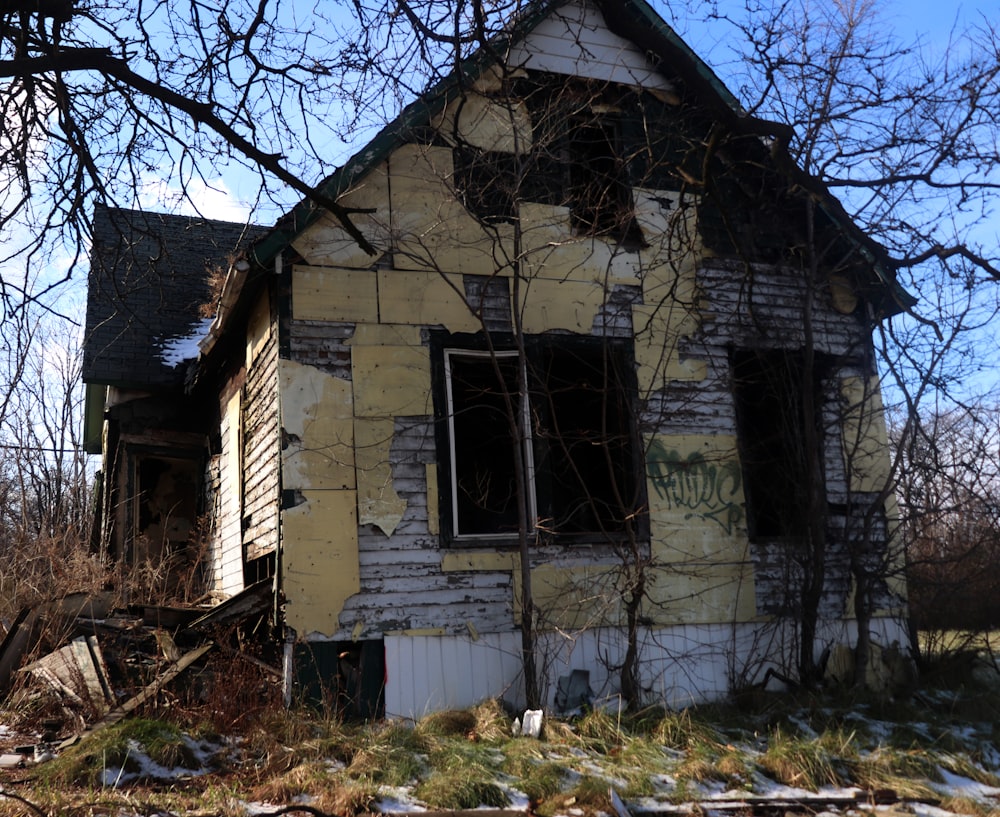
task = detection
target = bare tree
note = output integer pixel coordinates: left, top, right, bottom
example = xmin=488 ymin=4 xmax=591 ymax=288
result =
xmin=313 ymin=0 xmax=1000 ymax=699
xmin=667 ymin=0 xmax=1000 ymax=682
xmin=7 ymin=0 xmax=997 ymax=701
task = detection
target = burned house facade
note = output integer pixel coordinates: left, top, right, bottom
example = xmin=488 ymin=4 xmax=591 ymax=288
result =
xmin=83 ymin=0 xmax=910 ymax=716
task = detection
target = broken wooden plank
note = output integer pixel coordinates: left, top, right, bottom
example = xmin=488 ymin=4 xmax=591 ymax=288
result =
xmin=85 ymin=635 xmax=114 ymax=705
xmin=0 ymin=607 xmax=38 ymax=693
xmin=58 ymin=642 xmax=214 ymax=750
xmin=188 ymin=579 xmax=272 ymax=631
xmin=611 ymin=788 xmax=632 ymax=817
xmin=21 ymin=636 xmax=113 ymax=712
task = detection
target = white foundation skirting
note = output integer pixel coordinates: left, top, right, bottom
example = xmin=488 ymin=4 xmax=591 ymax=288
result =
xmin=382 ymin=617 xmax=909 ymax=719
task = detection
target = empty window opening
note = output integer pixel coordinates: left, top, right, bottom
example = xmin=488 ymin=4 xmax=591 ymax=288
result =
xmin=567 ymin=118 xmax=635 ymax=240
xmin=446 ymin=350 xmax=528 ymax=537
xmin=533 ymin=345 xmax=637 ymax=534
xmin=443 ymin=341 xmax=639 ymax=542
xmin=732 ymin=349 xmax=827 ymax=540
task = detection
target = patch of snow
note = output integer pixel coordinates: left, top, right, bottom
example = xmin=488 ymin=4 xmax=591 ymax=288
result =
xmin=911 ymin=803 xmax=976 ymax=817
xmin=934 ymin=766 xmax=1000 ymax=799
xmin=157 ymin=318 xmax=213 ymax=367
xmin=376 ymin=786 xmax=428 ymax=812
xmin=99 ymin=736 xmax=219 ymax=787
xmin=785 ymin=714 xmax=819 ymax=739
xmin=502 ymin=785 xmax=531 ymax=810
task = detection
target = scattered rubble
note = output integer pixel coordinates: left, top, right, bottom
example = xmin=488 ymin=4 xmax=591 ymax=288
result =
xmin=0 ymin=580 xmax=275 ymax=765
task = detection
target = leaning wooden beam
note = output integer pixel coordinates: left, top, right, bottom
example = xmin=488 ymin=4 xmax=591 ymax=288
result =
xmin=58 ymin=643 xmax=214 ymax=749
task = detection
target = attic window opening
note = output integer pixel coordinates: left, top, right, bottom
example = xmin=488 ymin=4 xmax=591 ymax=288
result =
xmin=566 ymin=117 xmax=640 ymax=245
xmin=442 ymin=339 xmax=640 ymax=542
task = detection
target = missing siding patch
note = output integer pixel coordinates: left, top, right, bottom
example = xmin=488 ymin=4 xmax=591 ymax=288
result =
xmin=281 ymin=489 xmax=306 ymax=509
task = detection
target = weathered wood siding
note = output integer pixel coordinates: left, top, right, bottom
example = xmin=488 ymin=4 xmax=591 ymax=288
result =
xmin=208 ymin=387 xmax=245 ymax=596
xmin=243 ymin=309 xmax=280 ymax=562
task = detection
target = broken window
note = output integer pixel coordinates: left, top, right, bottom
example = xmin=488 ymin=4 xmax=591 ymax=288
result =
xmin=451 ymin=76 xmax=644 ymax=246
xmin=731 ymin=349 xmax=826 ymax=540
xmin=446 ymin=350 xmax=524 ymax=536
xmin=565 ymin=116 xmax=639 ymax=243
xmin=441 ymin=339 xmax=640 ymax=542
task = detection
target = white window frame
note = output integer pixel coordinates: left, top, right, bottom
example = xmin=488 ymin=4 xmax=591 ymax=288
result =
xmin=444 ymin=348 xmax=537 ymax=540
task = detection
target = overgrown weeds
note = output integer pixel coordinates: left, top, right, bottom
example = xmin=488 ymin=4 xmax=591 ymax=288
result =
xmin=9 ymin=677 xmax=1000 ymax=817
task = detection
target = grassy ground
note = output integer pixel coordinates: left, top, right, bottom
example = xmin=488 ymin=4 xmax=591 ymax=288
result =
xmin=4 ymin=656 xmax=1000 ymax=816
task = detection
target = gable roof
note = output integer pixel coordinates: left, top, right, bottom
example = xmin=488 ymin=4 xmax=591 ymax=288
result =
xmin=83 ymin=205 xmax=265 ymax=390
xmin=247 ymin=0 xmax=913 ymax=315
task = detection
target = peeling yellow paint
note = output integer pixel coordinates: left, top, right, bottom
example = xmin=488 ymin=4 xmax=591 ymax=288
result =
xmin=291 ymin=164 xmax=391 ymax=268
xmin=292 ymin=265 xmax=379 ymax=323
xmin=829 ymin=276 xmax=859 ymax=315
xmin=279 ymin=360 xmax=355 ymax=491
xmin=518 ymin=202 xmax=643 ymax=286
xmin=513 ymin=563 xmax=622 ymax=629
xmin=840 ymin=376 xmax=891 ymax=493
xmin=646 ymin=562 xmax=756 ymax=624
xmin=377 ymin=269 xmax=486 ymax=333
xmin=388 ymin=144 xmax=516 ymax=274
xmin=385 ymin=628 xmax=448 ymax=637
xmin=349 ymin=343 xmax=432 ymax=418
xmin=425 ymin=465 xmax=440 ymax=536
xmin=345 ymin=324 xmax=423 ymax=348
xmin=633 ymin=190 xmax=702 ymax=297
xmin=441 ymin=551 xmax=518 ymax=572
xmin=644 ymin=433 xmax=755 ymax=624
xmin=351 ymin=620 xmax=364 ymax=641
xmin=632 ymin=298 xmax=705 ymax=391
xmin=433 ymin=91 xmax=533 ymax=153
xmin=517 ymin=276 xmax=608 ymax=334
xmin=355 ymin=418 xmax=407 ymax=536
xmin=282 ymin=489 xmax=360 ymax=638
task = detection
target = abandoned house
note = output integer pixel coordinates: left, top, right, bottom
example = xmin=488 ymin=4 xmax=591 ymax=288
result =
xmin=82 ymin=0 xmax=913 ymax=717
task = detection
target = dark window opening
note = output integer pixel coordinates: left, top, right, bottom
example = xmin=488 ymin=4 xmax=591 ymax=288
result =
xmin=451 ymin=79 xmax=645 ymax=248
xmin=533 ymin=345 xmax=637 ymax=534
xmin=566 ymin=118 xmax=641 ymax=246
xmin=452 ymin=147 xmax=519 ymax=224
xmin=443 ymin=339 xmax=640 ymax=542
xmin=732 ymin=349 xmax=827 ymax=540
xmin=447 ymin=351 xmax=522 ymax=536
xmin=245 ymin=551 xmax=276 ymax=586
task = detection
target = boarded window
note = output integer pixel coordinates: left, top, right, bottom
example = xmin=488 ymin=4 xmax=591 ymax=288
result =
xmin=442 ymin=340 xmax=639 ymax=542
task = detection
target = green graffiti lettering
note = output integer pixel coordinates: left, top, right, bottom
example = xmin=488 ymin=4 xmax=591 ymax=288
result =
xmin=646 ymin=441 xmax=744 ymax=535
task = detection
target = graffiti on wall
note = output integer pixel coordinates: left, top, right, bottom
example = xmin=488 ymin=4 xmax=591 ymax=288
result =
xmin=647 ymin=441 xmax=744 ymax=534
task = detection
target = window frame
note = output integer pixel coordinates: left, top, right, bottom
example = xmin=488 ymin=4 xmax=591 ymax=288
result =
xmin=443 ymin=347 xmax=537 ymax=542
xmin=434 ymin=334 xmax=644 ymax=547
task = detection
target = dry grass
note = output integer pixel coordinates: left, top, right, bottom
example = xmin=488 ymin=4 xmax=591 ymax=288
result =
xmin=758 ymin=727 xmax=848 ymax=790
xmin=9 ymin=679 xmax=1000 ymax=817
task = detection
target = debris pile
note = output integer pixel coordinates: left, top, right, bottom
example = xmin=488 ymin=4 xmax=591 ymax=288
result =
xmin=0 ymin=581 xmax=275 ymax=768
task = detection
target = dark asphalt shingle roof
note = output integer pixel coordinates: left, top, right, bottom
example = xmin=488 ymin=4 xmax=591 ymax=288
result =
xmin=83 ymin=205 xmax=266 ymax=390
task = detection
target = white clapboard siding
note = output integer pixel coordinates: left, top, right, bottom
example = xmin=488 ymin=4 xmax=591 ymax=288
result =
xmin=216 ymin=397 xmax=245 ymax=597
xmin=507 ymin=1 xmax=674 ymax=91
